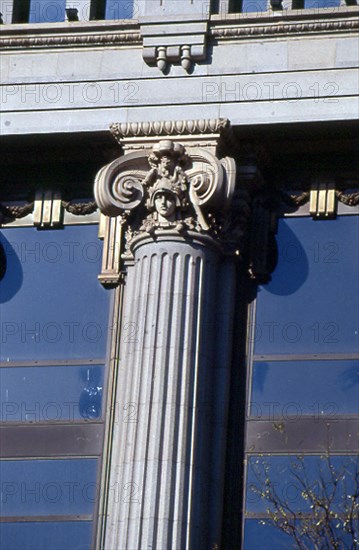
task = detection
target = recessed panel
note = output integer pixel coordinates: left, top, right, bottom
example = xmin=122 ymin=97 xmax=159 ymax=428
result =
xmin=0 ymin=424 xmax=104 ymax=458
xmin=245 ymin=418 xmax=359 ymax=453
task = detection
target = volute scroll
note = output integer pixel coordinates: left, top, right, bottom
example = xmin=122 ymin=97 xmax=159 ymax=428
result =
xmin=94 ymin=140 xmax=236 ymax=237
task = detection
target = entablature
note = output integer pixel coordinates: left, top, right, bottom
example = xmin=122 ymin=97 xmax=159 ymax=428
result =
xmin=0 ymin=6 xmax=358 ymax=51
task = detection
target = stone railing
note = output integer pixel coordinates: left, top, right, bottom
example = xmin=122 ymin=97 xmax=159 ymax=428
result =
xmin=0 ymin=0 xmax=356 ymax=24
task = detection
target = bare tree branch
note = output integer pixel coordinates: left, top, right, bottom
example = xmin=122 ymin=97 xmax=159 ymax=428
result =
xmin=250 ymin=453 xmax=359 ymax=550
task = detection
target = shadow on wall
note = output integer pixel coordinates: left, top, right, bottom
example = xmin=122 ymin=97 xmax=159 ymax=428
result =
xmin=0 ymin=234 xmax=23 ymax=303
xmin=261 ymin=219 xmax=309 ymax=297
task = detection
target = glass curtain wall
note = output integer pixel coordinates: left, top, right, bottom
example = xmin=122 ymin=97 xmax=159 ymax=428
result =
xmin=0 ymin=222 xmax=114 ymax=550
xmin=243 ymin=213 xmax=359 ymax=549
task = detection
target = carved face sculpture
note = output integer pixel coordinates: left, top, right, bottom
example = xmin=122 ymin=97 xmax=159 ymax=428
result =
xmin=159 ymin=155 xmax=173 ymax=176
xmin=154 ymin=191 xmax=176 ymax=222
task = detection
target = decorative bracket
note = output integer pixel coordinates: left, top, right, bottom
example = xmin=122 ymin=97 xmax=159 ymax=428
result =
xmin=309 ymin=182 xmax=336 ymax=219
xmin=97 ymin=214 xmax=123 ymax=286
xmin=33 ymin=191 xmax=62 ymax=228
xmin=141 ymin=19 xmax=208 ymax=72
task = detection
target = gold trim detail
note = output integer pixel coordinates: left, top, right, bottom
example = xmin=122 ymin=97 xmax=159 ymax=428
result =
xmin=309 ymin=183 xmax=336 ymax=218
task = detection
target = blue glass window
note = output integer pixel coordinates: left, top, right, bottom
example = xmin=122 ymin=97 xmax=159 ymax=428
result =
xmin=245 ymin=215 xmax=358 ymax=549
xmin=0 ymin=225 xmax=111 ymax=362
xmin=0 ymin=522 xmax=92 ymax=550
xmin=254 ymin=216 xmax=359 ymax=355
xmin=244 ymin=455 xmax=359 ymax=548
xmin=29 ymin=0 xmax=66 ymax=22
xmin=305 ymin=0 xmax=340 ymax=6
xmin=105 ymin=0 xmax=135 ymax=19
xmin=0 ymin=222 xmax=109 ymax=550
xmin=243 ymin=520 xmax=294 ymax=550
xmin=0 ymin=458 xmax=98 ymax=516
xmin=243 ymin=519 xmax=356 ymax=549
xmin=241 ymin=0 xmax=268 ymax=13
xmin=250 ymin=359 xmax=359 ymax=416
xmin=246 ymin=455 xmax=359 ymax=514
xmin=0 ymin=364 xmax=104 ymax=422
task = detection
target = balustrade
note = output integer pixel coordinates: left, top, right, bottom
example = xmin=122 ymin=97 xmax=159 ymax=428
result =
xmin=0 ymin=0 xmax=355 ymax=25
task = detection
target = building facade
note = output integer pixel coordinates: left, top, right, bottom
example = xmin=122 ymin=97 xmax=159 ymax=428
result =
xmin=0 ymin=0 xmax=358 ymax=548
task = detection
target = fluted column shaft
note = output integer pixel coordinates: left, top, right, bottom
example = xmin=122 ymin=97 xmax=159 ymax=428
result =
xmin=104 ymin=233 xmax=235 ymax=550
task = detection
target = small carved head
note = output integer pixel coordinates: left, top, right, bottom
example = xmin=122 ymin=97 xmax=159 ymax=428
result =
xmin=159 ymin=155 xmax=172 ymax=172
xmin=148 ymin=140 xmax=187 ymax=175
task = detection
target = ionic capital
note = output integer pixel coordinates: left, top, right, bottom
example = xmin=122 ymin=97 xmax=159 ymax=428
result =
xmin=94 ymin=119 xmax=238 ymax=265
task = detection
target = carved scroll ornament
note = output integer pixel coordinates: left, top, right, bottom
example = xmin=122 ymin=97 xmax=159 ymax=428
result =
xmin=94 ymin=139 xmax=236 ymax=253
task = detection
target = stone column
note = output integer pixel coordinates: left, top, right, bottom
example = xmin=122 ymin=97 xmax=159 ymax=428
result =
xmin=95 ymin=119 xmax=240 ymax=549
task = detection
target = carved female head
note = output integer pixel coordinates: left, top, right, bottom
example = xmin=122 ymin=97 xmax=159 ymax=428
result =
xmin=153 ymin=190 xmax=177 ymax=222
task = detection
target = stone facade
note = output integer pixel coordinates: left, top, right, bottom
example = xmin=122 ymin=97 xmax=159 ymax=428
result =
xmin=0 ymin=1 xmax=358 ymax=549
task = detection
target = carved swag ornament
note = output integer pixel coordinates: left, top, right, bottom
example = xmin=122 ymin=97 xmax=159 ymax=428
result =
xmin=94 ymin=138 xmax=236 ymax=257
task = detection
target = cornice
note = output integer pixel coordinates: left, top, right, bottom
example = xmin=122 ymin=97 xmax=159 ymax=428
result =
xmin=0 ymin=7 xmax=358 ymax=51
xmin=0 ymin=21 xmax=141 ymax=50
xmin=210 ymin=7 xmax=359 ymax=40
xmin=211 ymin=17 xmax=359 ymax=40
